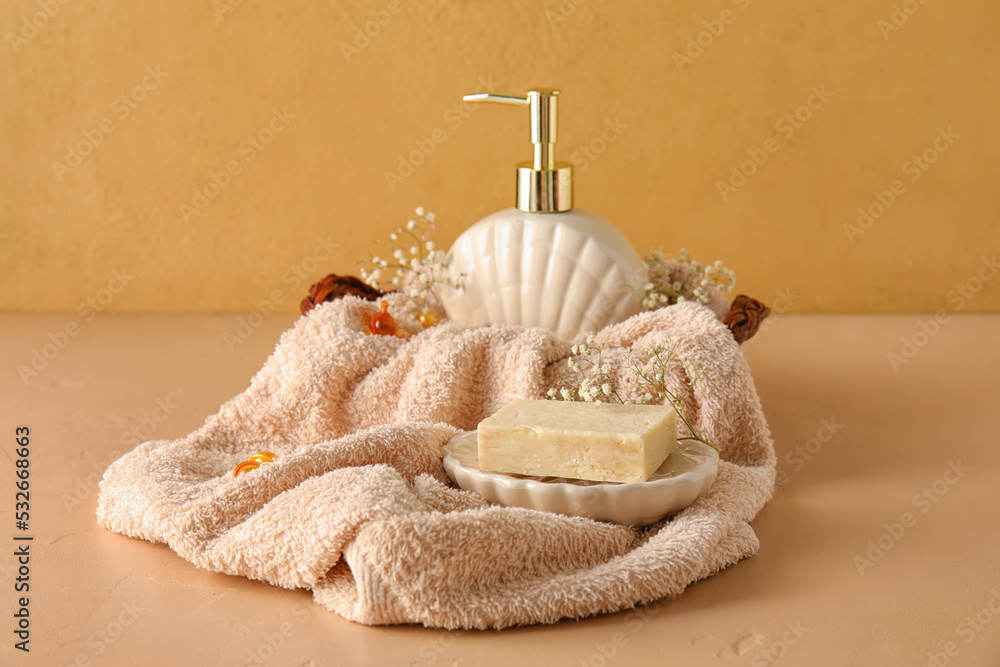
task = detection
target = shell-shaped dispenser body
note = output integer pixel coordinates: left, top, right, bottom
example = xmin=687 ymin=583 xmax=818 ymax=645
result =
xmin=441 ymin=207 xmax=643 ymax=341
xmin=441 ymin=88 xmax=644 ymax=340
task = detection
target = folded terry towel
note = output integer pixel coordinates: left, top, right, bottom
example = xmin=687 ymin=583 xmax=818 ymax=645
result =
xmin=97 ymin=297 xmax=775 ymax=629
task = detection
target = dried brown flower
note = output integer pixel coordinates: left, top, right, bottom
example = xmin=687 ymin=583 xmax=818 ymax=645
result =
xmin=300 ymin=274 xmax=385 ymax=315
xmin=724 ymin=295 xmax=771 ymax=344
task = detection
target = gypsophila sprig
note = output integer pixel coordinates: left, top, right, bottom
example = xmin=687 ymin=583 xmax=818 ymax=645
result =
xmin=358 ymin=207 xmax=462 ymax=317
xmin=642 ymin=248 xmax=736 ymax=310
xmin=548 ymin=337 xmax=721 ymax=451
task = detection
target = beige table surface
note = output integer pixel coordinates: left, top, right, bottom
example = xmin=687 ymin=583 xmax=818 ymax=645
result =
xmin=1 ymin=313 xmax=998 ymax=667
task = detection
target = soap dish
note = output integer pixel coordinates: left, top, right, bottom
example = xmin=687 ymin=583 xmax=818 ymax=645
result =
xmin=441 ymin=431 xmax=719 ymax=526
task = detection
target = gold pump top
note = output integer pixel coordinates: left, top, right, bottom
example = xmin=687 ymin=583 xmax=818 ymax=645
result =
xmin=463 ymin=89 xmax=573 ymax=213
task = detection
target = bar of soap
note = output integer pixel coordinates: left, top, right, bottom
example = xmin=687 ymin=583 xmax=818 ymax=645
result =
xmin=477 ymin=399 xmax=678 ymax=483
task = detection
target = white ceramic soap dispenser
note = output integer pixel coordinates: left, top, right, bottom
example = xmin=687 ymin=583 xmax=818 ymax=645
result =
xmin=440 ymin=88 xmax=644 ymax=341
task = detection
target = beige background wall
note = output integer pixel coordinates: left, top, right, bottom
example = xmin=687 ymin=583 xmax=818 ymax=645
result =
xmin=1 ymin=0 xmax=998 ymax=314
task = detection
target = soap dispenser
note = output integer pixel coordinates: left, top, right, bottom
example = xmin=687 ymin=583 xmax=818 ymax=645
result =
xmin=440 ymin=88 xmax=644 ymax=341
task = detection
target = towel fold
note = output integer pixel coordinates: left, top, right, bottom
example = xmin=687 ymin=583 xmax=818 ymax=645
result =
xmin=97 ymin=296 xmax=775 ymax=629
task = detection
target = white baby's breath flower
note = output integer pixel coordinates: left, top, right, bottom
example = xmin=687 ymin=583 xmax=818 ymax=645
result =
xmin=560 ymin=387 xmax=573 ymax=401
xmin=406 ymin=220 xmax=415 ymax=230
xmin=389 ymin=233 xmax=397 ymax=241
xmin=425 ymin=241 xmax=435 ymax=251
xmin=571 ymin=345 xmax=580 ymax=355
xmin=393 ymin=249 xmax=404 ymax=259
xmin=410 ymin=246 xmax=419 ymax=255
xmin=415 ymin=206 xmax=425 ymax=216
xmin=425 ymin=212 xmax=435 ymax=222
xmin=586 ymin=335 xmax=596 ymax=345
xmin=601 ymin=383 xmax=612 ymax=396
xmin=547 ymin=387 xmax=557 ymax=397
xmin=600 ymin=363 xmax=611 ymax=374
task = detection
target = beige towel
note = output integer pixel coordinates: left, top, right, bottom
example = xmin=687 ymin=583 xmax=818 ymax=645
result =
xmin=97 ymin=296 xmax=775 ymax=629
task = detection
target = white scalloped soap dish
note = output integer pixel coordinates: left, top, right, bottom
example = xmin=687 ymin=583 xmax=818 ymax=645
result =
xmin=441 ymin=431 xmax=719 ymax=526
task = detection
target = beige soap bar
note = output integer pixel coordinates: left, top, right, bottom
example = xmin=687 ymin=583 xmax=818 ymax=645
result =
xmin=477 ymin=399 xmax=678 ymax=483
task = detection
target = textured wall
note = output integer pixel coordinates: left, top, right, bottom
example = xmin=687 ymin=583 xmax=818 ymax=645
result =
xmin=1 ymin=0 xmax=998 ymax=314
